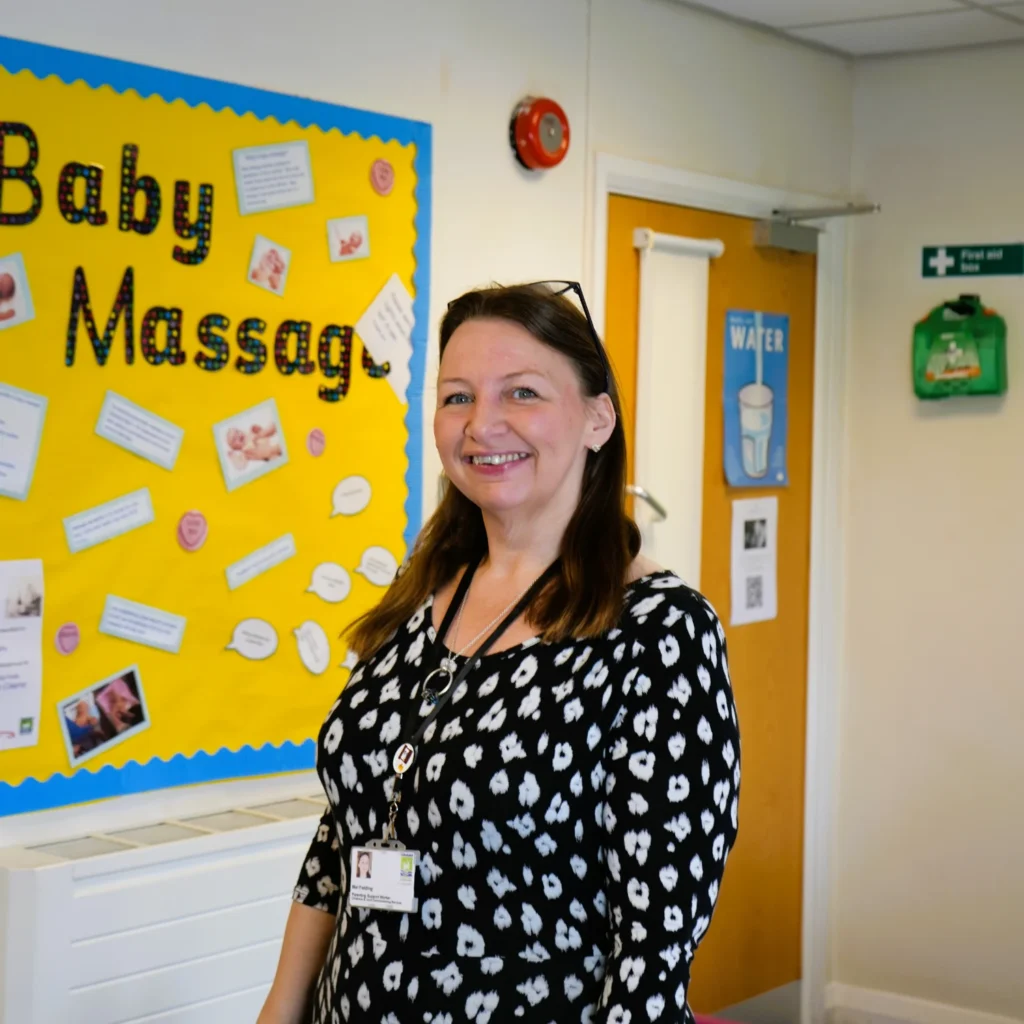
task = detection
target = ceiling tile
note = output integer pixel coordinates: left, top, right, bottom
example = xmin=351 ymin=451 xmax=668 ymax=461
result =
xmin=973 ymin=0 xmax=1024 ymax=17
xmin=684 ymin=0 xmax=963 ymax=30
xmin=788 ymin=8 xmax=1024 ymax=54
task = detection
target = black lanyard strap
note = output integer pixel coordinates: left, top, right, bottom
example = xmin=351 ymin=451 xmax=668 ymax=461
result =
xmin=400 ymin=557 xmax=560 ymax=752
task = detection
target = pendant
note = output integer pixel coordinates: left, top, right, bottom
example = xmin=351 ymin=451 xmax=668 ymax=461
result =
xmin=421 ymin=665 xmax=454 ymax=706
xmin=439 ymin=656 xmax=457 ymax=674
xmin=393 ymin=743 xmax=416 ymax=775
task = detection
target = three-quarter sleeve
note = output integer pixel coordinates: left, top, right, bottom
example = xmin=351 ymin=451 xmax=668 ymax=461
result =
xmin=292 ymin=805 xmax=344 ymax=916
xmin=595 ymin=594 xmax=741 ymax=1021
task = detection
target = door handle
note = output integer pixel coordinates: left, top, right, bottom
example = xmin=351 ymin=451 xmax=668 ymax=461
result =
xmin=627 ymin=484 xmax=667 ymax=522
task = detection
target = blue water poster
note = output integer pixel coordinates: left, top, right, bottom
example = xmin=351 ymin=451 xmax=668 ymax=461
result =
xmin=723 ymin=310 xmax=789 ymax=487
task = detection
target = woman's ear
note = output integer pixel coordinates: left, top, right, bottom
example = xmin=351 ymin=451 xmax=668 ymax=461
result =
xmin=586 ymin=392 xmax=616 ymax=450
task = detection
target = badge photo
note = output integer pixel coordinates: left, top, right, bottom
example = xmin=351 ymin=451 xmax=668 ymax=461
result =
xmin=348 ymin=845 xmax=418 ymax=913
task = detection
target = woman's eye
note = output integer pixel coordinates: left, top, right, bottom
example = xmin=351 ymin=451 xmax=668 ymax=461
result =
xmin=443 ymin=392 xmax=471 ymax=406
xmin=511 ymin=387 xmax=538 ymax=400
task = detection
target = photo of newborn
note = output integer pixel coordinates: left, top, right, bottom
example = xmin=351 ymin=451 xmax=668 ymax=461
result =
xmin=247 ymin=235 xmax=292 ymax=296
xmin=213 ymin=398 xmax=290 ymax=492
xmin=0 ymin=252 xmax=36 ymax=331
xmin=58 ymin=666 xmax=150 ymax=767
xmin=226 ymin=422 xmax=283 ymax=472
xmin=327 ymin=215 xmax=370 ymax=263
xmin=95 ymin=674 xmax=145 ymax=735
xmin=3 ymin=573 xmax=42 ymax=619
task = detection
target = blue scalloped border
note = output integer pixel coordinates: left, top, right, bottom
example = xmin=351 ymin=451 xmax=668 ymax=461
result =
xmin=0 ymin=741 xmax=318 ymax=817
xmin=0 ymin=35 xmax=430 ymax=818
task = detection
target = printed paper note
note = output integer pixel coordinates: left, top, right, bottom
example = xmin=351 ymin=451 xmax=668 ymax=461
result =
xmin=355 ymin=273 xmax=415 ymax=404
xmin=63 ymin=488 xmax=155 ymax=554
xmin=0 ymin=558 xmax=44 ymax=750
xmin=730 ymin=497 xmax=778 ymax=626
xmin=99 ymin=595 xmax=187 ymax=654
xmin=226 ymin=533 xmax=297 ymax=591
xmin=233 ymin=141 xmax=314 ymax=215
xmin=0 ymin=382 xmax=47 ymax=501
xmin=95 ymin=391 xmax=184 ymax=470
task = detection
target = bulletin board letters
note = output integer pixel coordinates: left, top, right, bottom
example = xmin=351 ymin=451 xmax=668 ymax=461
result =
xmin=0 ymin=35 xmax=432 ymax=816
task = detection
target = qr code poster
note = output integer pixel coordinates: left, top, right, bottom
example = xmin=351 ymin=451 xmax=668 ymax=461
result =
xmin=731 ymin=497 xmax=778 ymax=626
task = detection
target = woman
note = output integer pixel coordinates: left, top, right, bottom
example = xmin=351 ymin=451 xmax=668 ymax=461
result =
xmin=355 ymin=851 xmax=372 ymax=879
xmin=259 ymin=282 xmax=741 ymax=1024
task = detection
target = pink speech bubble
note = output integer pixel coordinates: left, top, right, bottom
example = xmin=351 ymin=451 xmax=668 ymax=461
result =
xmin=177 ymin=510 xmax=208 ymax=552
xmin=307 ymin=428 xmax=326 ymax=457
xmin=370 ymin=159 xmax=394 ymax=197
xmin=55 ymin=623 xmax=80 ymax=655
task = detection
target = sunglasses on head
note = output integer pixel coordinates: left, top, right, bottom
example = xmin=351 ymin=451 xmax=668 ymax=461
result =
xmin=448 ymin=280 xmax=611 ymax=394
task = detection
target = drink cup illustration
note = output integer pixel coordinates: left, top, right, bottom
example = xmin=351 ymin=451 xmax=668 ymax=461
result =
xmin=738 ymin=382 xmax=773 ymax=478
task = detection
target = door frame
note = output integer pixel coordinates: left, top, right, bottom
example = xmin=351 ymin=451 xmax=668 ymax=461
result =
xmin=589 ymin=153 xmax=846 ymax=1024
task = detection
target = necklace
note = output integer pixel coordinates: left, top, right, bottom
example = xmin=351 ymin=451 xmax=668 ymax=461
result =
xmin=422 ymin=569 xmax=535 ymax=704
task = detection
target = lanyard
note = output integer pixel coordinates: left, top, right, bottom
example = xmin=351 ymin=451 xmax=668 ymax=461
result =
xmin=383 ymin=556 xmax=559 ymax=842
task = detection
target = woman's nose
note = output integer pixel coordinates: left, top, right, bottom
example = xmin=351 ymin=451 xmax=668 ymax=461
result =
xmin=465 ymin=396 xmax=507 ymax=441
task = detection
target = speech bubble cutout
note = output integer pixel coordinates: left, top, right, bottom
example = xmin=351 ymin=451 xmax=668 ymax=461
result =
xmin=340 ymin=649 xmax=359 ymax=670
xmin=294 ymin=620 xmax=331 ymax=675
xmin=331 ymin=475 xmax=372 ymax=517
xmin=354 ymin=545 xmax=398 ymax=587
xmin=307 ymin=562 xmax=351 ymax=603
xmin=226 ymin=618 xmax=279 ymax=661
xmin=55 ymin=623 xmax=80 ymax=656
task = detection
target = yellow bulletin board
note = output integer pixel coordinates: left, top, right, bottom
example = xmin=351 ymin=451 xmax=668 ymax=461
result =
xmin=0 ymin=35 xmax=431 ymax=815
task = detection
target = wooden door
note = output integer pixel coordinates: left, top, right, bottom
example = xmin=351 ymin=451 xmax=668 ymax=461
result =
xmin=605 ymin=195 xmax=816 ymax=1013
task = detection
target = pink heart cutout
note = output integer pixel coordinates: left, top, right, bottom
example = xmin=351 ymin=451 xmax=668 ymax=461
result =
xmin=307 ymin=428 xmax=326 ymax=457
xmin=370 ymin=159 xmax=394 ymax=196
xmin=56 ymin=623 xmax=80 ymax=655
xmin=177 ymin=511 xmax=208 ymax=551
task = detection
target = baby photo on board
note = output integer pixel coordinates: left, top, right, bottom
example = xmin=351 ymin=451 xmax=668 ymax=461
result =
xmin=3 ymin=573 xmax=42 ymax=618
xmin=327 ymin=215 xmax=370 ymax=263
xmin=0 ymin=252 xmax=36 ymax=331
xmin=247 ymin=235 xmax=291 ymax=296
xmin=58 ymin=666 xmax=150 ymax=768
xmin=213 ymin=397 xmax=290 ymax=492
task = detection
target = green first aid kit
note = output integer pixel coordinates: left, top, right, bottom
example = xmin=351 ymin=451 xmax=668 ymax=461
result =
xmin=913 ymin=294 xmax=1008 ymax=399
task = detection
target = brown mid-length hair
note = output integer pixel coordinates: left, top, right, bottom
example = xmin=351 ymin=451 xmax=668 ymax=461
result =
xmin=345 ymin=282 xmax=641 ymax=660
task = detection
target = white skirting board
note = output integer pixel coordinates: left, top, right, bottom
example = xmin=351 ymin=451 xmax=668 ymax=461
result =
xmin=0 ymin=796 xmax=325 ymax=1024
xmin=826 ymin=984 xmax=1024 ymax=1024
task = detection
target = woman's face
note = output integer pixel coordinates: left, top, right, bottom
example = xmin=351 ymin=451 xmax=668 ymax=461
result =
xmin=435 ymin=318 xmax=612 ymax=521
xmin=357 ymin=853 xmax=371 ymax=876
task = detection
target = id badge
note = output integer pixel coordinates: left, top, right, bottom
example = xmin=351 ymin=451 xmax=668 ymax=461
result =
xmin=349 ymin=844 xmax=418 ymax=913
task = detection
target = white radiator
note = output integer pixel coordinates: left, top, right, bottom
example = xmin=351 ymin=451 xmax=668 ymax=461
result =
xmin=0 ymin=795 xmax=326 ymax=1024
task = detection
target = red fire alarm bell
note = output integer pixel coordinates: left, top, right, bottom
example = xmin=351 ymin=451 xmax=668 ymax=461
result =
xmin=510 ymin=96 xmax=570 ymax=171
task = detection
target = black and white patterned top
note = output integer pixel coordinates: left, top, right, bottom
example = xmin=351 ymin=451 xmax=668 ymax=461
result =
xmin=294 ymin=571 xmax=740 ymax=1024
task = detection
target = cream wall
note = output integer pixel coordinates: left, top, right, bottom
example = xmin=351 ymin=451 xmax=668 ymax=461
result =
xmin=840 ymin=45 xmax=1024 ymax=1021
xmin=589 ymin=0 xmax=853 ymax=197
xmin=1 ymin=0 xmax=854 ymax=845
